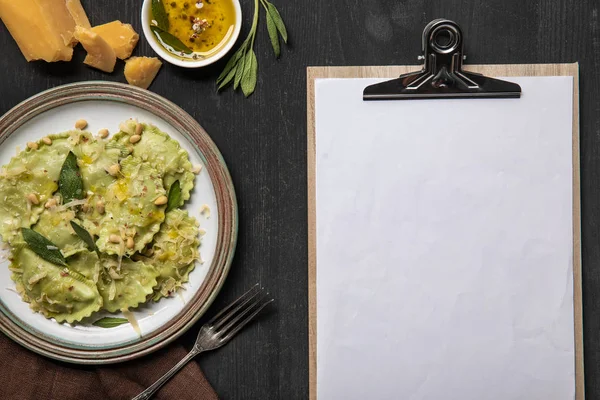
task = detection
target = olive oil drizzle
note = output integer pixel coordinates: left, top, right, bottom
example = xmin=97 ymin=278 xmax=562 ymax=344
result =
xmin=151 ymin=0 xmax=236 ymax=59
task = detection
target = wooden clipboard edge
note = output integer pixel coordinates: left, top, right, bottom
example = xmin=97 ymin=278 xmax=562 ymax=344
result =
xmin=307 ymin=67 xmax=317 ymax=400
xmin=571 ymin=62 xmax=584 ymax=400
xmin=307 ymin=63 xmax=583 ymax=400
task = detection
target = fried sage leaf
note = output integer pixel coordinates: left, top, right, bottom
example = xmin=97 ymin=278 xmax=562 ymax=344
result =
xmin=58 ymin=151 xmax=84 ymax=204
xmin=21 ymin=228 xmax=68 ymax=267
xmin=166 ymin=180 xmax=181 ymax=213
xmin=70 ymin=221 xmax=100 ymax=256
xmin=93 ymin=317 xmax=129 ymax=328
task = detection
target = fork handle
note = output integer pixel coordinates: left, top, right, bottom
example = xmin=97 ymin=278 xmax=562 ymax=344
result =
xmin=131 ymin=348 xmax=201 ymax=400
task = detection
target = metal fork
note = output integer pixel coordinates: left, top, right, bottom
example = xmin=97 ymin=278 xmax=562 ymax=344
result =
xmin=132 ymin=285 xmax=273 ymax=400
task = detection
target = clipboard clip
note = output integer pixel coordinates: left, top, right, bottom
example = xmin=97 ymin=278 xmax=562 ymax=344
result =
xmin=363 ymin=19 xmax=522 ymax=100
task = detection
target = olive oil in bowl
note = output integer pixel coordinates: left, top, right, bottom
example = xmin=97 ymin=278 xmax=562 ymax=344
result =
xmin=145 ymin=0 xmax=240 ymax=66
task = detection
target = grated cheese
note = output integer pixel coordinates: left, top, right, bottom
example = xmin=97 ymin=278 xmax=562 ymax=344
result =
xmin=108 ymin=280 xmax=116 ymax=301
xmin=121 ymin=308 xmax=141 ymax=337
xmin=57 ymin=198 xmax=88 ymax=211
xmin=28 ymin=271 xmax=47 ymax=285
xmin=199 ymin=204 xmax=210 ymax=218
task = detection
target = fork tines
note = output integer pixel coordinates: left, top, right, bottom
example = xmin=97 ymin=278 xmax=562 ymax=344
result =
xmin=208 ymin=284 xmax=273 ymax=341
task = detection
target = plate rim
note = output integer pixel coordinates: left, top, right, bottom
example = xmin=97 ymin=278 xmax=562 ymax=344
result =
xmin=0 ymin=81 xmax=238 ymax=364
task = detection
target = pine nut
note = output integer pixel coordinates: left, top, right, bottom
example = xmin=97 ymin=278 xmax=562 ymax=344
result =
xmin=126 ymin=237 xmax=134 ymax=249
xmin=75 ymin=119 xmax=88 ymax=130
xmin=109 ymin=234 xmax=121 ymax=244
xmin=154 ymin=195 xmax=168 ymax=206
xmin=107 ymin=164 xmax=120 ymax=176
xmin=129 ymin=134 xmax=141 ymax=144
xmin=44 ymin=198 xmax=57 ymax=208
xmin=135 ymin=123 xmax=143 ymax=135
xmin=96 ymin=201 xmax=105 ymax=214
xmin=42 ymin=137 xmax=52 ymax=145
xmin=98 ymin=128 xmax=109 ymax=138
xmin=26 ymin=193 xmax=39 ymax=205
xmin=27 ymin=142 xmax=38 ymax=150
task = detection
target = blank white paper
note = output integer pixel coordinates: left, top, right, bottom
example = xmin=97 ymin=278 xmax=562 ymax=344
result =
xmin=315 ymin=77 xmax=574 ymax=400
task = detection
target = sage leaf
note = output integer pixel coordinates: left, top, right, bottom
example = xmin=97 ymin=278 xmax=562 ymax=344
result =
xmin=217 ymin=0 xmax=288 ymax=96
xmin=151 ymin=26 xmax=193 ymax=55
xmin=234 ymin=50 xmax=246 ymax=89
xmin=217 ymin=46 xmax=245 ymax=84
xmin=166 ymin=180 xmax=182 ymax=213
xmin=58 ymin=151 xmax=84 ymax=204
xmin=21 ymin=228 xmax=67 ymax=267
xmin=93 ymin=317 xmax=129 ymax=328
xmin=241 ymin=50 xmax=258 ymax=97
xmin=218 ymin=70 xmax=236 ymax=90
xmin=151 ymin=0 xmax=170 ymax=31
xmin=70 ymin=221 xmax=100 ymax=257
xmin=267 ymin=3 xmax=287 ymax=43
xmin=217 ymin=66 xmax=237 ymax=90
xmin=266 ymin=9 xmax=280 ymax=58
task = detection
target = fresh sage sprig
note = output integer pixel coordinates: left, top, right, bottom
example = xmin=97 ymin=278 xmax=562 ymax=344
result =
xmin=70 ymin=221 xmax=100 ymax=257
xmin=21 ymin=228 xmax=68 ymax=267
xmin=262 ymin=0 xmax=287 ymax=58
xmin=93 ymin=317 xmax=129 ymax=328
xmin=58 ymin=151 xmax=84 ymax=204
xmin=166 ymin=180 xmax=181 ymax=213
xmin=217 ymin=0 xmax=288 ymax=96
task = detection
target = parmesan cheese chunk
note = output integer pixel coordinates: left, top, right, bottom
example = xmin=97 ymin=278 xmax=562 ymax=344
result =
xmin=124 ymin=57 xmax=163 ymax=89
xmin=0 ymin=0 xmax=75 ymax=62
xmin=38 ymin=0 xmax=78 ymax=46
xmin=66 ymin=0 xmax=91 ymax=29
xmin=92 ymin=21 xmax=139 ymax=60
xmin=74 ymin=26 xmax=117 ymax=73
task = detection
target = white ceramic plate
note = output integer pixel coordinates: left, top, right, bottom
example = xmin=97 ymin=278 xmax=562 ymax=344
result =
xmin=0 ymin=82 xmax=237 ymax=363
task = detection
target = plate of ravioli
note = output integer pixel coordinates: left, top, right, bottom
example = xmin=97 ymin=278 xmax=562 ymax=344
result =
xmin=0 ymin=82 xmax=237 ymax=363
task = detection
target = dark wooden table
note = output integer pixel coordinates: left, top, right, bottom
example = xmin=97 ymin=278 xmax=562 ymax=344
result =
xmin=1 ymin=0 xmax=599 ymax=398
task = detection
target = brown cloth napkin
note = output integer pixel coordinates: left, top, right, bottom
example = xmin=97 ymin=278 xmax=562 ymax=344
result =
xmin=0 ymin=334 xmax=218 ymax=400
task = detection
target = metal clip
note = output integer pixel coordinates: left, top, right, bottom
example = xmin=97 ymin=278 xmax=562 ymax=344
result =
xmin=363 ymin=19 xmax=521 ymax=100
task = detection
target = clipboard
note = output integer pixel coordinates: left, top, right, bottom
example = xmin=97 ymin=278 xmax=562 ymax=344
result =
xmin=307 ymin=20 xmax=582 ymax=400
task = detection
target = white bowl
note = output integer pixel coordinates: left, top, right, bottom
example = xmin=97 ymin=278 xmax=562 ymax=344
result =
xmin=141 ymin=0 xmax=242 ymax=68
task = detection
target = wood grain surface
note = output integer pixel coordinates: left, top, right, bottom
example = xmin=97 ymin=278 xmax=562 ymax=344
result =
xmin=0 ymin=1 xmax=599 ymax=399
xmin=308 ymin=64 xmax=582 ymax=400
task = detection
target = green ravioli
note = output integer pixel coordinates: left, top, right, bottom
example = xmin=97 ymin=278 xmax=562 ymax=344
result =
xmin=11 ymin=245 xmax=102 ymax=323
xmin=111 ymin=120 xmax=195 ymax=207
xmin=90 ymin=155 xmax=167 ymax=256
xmin=149 ymin=209 xmax=201 ymax=301
xmin=33 ymin=208 xmax=87 ymax=257
xmin=0 ymin=133 xmax=73 ymax=243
